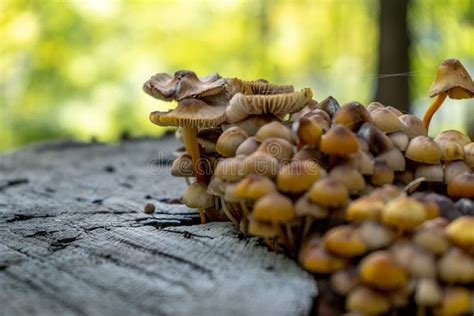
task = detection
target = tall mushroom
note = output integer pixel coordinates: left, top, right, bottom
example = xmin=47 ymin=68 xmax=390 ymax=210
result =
xmin=423 ymin=58 xmax=474 ymax=131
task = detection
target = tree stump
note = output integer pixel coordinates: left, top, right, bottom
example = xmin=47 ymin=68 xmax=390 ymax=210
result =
xmin=0 ymin=136 xmax=317 ymax=316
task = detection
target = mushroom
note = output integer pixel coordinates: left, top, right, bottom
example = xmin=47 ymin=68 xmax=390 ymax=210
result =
xmin=415 ymin=164 xmax=444 ymax=183
xmin=463 ymin=142 xmax=474 ymax=170
xmin=143 ymin=70 xmax=226 ymax=101
xmin=346 ymin=286 xmax=390 ymax=315
xmin=415 ymin=278 xmax=442 ymax=308
xmin=216 ymin=126 xmax=248 ymax=157
xmin=235 ymin=137 xmax=260 ymax=156
xmin=357 ymin=123 xmax=393 ymax=155
xmin=399 ymin=114 xmax=427 ymax=139
xmin=444 ymin=160 xmax=470 ymax=184
xmin=242 ymin=152 xmax=280 ymax=179
xmin=367 ymin=101 xmax=385 ymax=113
xmin=320 ymin=124 xmax=359 ymax=157
xmin=330 ymin=267 xmax=360 ymax=296
xmin=277 ymin=160 xmax=322 ymax=194
xmin=436 ymin=129 xmax=471 ymax=146
xmin=255 ymin=121 xmax=293 ymax=143
xmin=226 ymin=77 xmax=294 ymax=95
xmin=382 ymin=196 xmax=427 ymax=233
xmin=357 ymin=220 xmax=394 ymax=250
xmin=359 ymin=250 xmax=407 ymax=290
xmin=423 ymin=58 xmax=474 ymax=131
xmin=447 ymin=172 xmax=474 ymax=199
xmin=222 ymin=114 xmax=279 ymax=136
xmin=322 ymin=225 xmax=367 ymax=258
xmin=225 ymin=88 xmax=313 ymax=123
xmin=405 ymin=136 xmax=442 ymax=164
xmin=308 ymin=178 xmax=349 ymax=208
xmin=391 ymin=241 xmax=437 ymax=278
xmin=171 ymin=153 xmax=194 ymax=183
xmin=182 ymin=182 xmax=215 ymax=223
xmin=328 ymin=165 xmax=366 ymax=194
xmin=257 ymin=137 xmax=294 ymax=163
xmin=434 ymin=286 xmax=472 ymax=316
xmin=214 ymin=155 xmax=246 ymax=182
xmin=150 ymin=98 xmax=227 ymax=184
xmin=298 ymin=236 xmax=347 ymax=274
xmin=445 ymin=216 xmax=474 ymax=250
xmin=435 ymin=138 xmax=465 ymax=162
xmin=346 ymin=196 xmax=384 ymax=222
xmin=371 ymin=160 xmax=395 ymax=186
xmin=344 ymin=150 xmax=374 ymax=176
xmin=388 ymin=130 xmax=409 ymax=152
xmin=316 ymin=96 xmax=341 ymax=118
xmin=371 ymin=107 xmax=404 ymax=133
xmin=375 ymin=147 xmax=406 ymax=171
xmin=295 ymin=116 xmax=323 ymax=148
xmin=413 ymin=218 xmax=449 ymax=255
xmin=333 ymin=101 xmax=372 ymax=131
xmin=438 ymin=247 xmax=474 ymax=284
xmin=234 ymin=174 xmax=277 ymax=205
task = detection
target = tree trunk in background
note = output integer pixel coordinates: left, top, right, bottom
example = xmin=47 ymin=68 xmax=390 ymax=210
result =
xmin=375 ymin=0 xmax=411 ymax=113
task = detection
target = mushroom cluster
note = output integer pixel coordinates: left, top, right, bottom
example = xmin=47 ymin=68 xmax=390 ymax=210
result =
xmin=145 ymin=59 xmax=474 ymax=315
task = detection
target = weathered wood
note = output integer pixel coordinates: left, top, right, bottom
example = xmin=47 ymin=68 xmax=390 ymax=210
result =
xmin=0 ymin=137 xmax=317 ymax=316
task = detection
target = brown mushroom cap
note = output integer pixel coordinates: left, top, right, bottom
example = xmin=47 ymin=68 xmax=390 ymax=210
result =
xmin=320 ymin=124 xmax=359 ymax=156
xmin=323 ymin=225 xmax=367 ymax=258
xmin=391 ymin=241 xmax=437 ymax=278
xmin=444 ymin=160 xmax=471 ymax=184
xmin=435 ymin=129 xmax=471 ymax=146
xmin=255 ymin=121 xmax=293 ymax=143
xmin=330 ymin=267 xmax=360 ymax=295
xmin=143 ymin=70 xmax=226 ymax=101
xmin=171 ymin=154 xmax=194 ymax=177
xmin=253 ymin=192 xmax=296 ymax=223
xmin=226 ymin=78 xmax=294 ymax=96
xmin=235 ymin=137 xmax=260 ymax=156
xmin=405 ymin=136 xmax=442 ymax=164
xmin=446 ymin=216 xmax=474 ymax=250
xmin=463 ymin=143 xmax=474 ymax=170
xmin=435 ymin=138 xmax=465 ymax=161
xmin=294 ymin=195 xmax=329 ymax=218
xmin=345 ymin=150 xmax=374 ymax=175
xmin=371 ymin=108 xmax=404 ymax=133
xmin=316 ymin=96 xmax=341 ymax=117
xmin=447 ymin=172 xmax=474 ymax=198
xmin=242 ymin=152 xmax=279 ymax=178
xmin=346 ymin=286 xmax=390 ymax=315
xmin=382 ymin=196 xmax=427 ymax=231
xmin=296 ymin=116 xmax=323 ymax=147
xmin=257 ymin=137 xmax=294 ymax=162
xmin=359 ymin=250 xmax=407 ymax=290
xmin=226 ymin=88 xmax=313 ymax=123
xmin=150 ymin=98 xmax=227 ymax=128
xmin=346 ymin=196 xmax=384 ymax=222
xmin=308 ymin=178 xmax=349 ymax=208
xmin=333 ymin=101 xmax=372 ymax=131
xmin=438 ymin=247 xmax=474 ymax=284
xmin=367 ymin=101 xmax=385 ymax=113
xmin=371 ymin=161 xmax=395 ymax=186
xmin=277 ymin=160 xmax=322 ymax=193
xmin=298 ymin=237 xmax=347 ymax=273
xmin=182 ymin=182 xmax=214 ymax=209
xmin=375 ymin=147 xmax=406 ymax=171
xmin=399 ymin=114 xmax=427 ymax=139
xmin=329 ymin=165 xmax=366 ymax=193
xmin=413 ymin=218 xmax=450 ymax=255
xmin=357 ymin=123 xmax=394 ymax=155
xmin=216 ymin=126 xmax=248 ymax=157
xmin=214 ymin=156 xmax=246 ymax=181
xmin=435 ymin=286 xmax=472 ymax=316
xmin=429 ymin=58 xmax=474 ymax=99
xmin=234 ymin=175 xmax=277 ymax=201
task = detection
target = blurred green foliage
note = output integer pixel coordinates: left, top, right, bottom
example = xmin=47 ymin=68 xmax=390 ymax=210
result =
xmin=1 ymin=0 xmax=473 ymax=152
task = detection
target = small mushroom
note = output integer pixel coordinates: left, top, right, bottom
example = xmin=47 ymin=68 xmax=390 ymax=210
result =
xmin=388 ymin=130 xmax=409 ymax=152
xmin=316 ymin=95 xmax=341 ymax=117
xmin=346 ymin=196 xmax=384 ymax=222
xmin=413 ymin=218 xmax=449 ymax=255
xmin=235 ymin=137 xmax=260 ymax=156
xmin=391 ymin=241 xmax=437 ymax=278
xmin=444 ymin=160 xmax=470 ymax=184
xmin=371 ymin=107 xmax=404 ymax=133
xmin=344 ymin=150 xmax=374 ymax=175
xmin=298 ymin=236 xmax=347 ymax=274
xmin=399 ymin=114 xmax=427 ymax=139
xmin=257 ymin=137 xmax=294 ymax=162
xmin=415 ymin=278 xmax=442 ymax=307
xmin=296 ymin=116 xmax=323 ymax=148
xmin=182 ymin=182 xmax=214 ymax=223
xmin=171 ymin=153 xmax=194 ymax=178
xmin=222 ymin=114 xmax=279 ymax=136
xmin=359 ymin=250 xmax=407 ymax=290
xmin=371 ymin=160 xmax=395 ymax=186
xmin=447 ymin=172 xmax=474 ymax=198
xmin=234 ymin=174 xmax=277 ymax=201
xmin=308 ymin=178 xmax=349 ymax=208
xmin=357 ymin=123 xmax=394 ymax=155
xmin=253 ymin=192 xmax=296 ymax=223
xmin=369 ymin=184 xmax=403 ymax=202
xmin=242 ymin=152 xmax=280 ymax=179
xmin=375 ymin=147 xmax=406 ymax=171
xmin=329 ymin=165 xmax=366 ymax=194
xmin=330 ymin=267 xmax=360 ymax=295
xmin=216 ymin=126 xmax=248 ymax=157
xmin=322 ymin=225 xmax=367 ymax=258
xmin=435 ymin=138 xmax=465 ymax=161
xmin=382 ymin=196 xmax=427 ymax=232
xmin=367 ymin=101 xmax=385 ymax=113
xmin=434 ymin=286 xmax=472 ymax=316
xmin=438 ymin=247 xmax=474 ymax=284
xmin=293 ymin=146 xmax=325 ymax=165
xmin=415 ymin=164 xmax=444 ymax=182
xmin=226 ymin=88 xmax=313 ymax=123
xmin=333 ymin=101 xmax=372 ymax=131
xmin=423 ymin=58 xmax=474 ymax=131
xmin=277 ymin=160 xmax=322 ymax=194
xmin=214 ymin=155 xmax=246 ymax=181
xmin=385 ymin=105 xmax=404 ymax=117
xmin=255 ymin=121 xmax=293 ymax=143
xmin=463 ymin=142 xmax=474 ymax=170
xmin=357 ymin=220 xmax=394 ymax=250
xmin=320 ymin=124 xmax=359 ymax=157
xmin=405 ymin=136 xmax=442 ymax=164
xmin=435 ymin=129 xmax=471 ymax=146
xmin=445 ymin=216 xmax=474 ymax=250
xmin=346 ymin=286 xmax=390 ymax=315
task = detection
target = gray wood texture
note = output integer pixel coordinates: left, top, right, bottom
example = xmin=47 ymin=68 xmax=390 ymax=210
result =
xmin=0 ymin=136 xmax=317 ymax=316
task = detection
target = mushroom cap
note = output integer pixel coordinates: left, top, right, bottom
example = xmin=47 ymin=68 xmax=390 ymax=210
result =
xmin=235 ymin=136 xmax=260 ymax=156
xmin=298 ymin=237 xmax=347 ymax=274
xmin=296 ymin=116 xmax=323 ymax=147
xmin=447 ymin=172 xmax=474 ymax=198
xmin=388 ymin=130 xmax=409 ymax=152
xmin=367 ymin=101 xmax=385 ymax=113
xmin=382 ymin=196 xmax=427 ymax=231
xmin=253 ymin=192 xmax=296 ymax=223
xmin=329 ymin=165 xmax=366 ymax=193
xmin=293 ymin=146 xmax=325 ymax=164
xmin=330 ymin=267 xmax=360 ymax=295
xmin=444 ymin=160 xmax=471 ymax=184
xmin=391 ymin=241 xmax=437 ymax=278
xmin=446 ymin=216 xmax=474 ymax=250
xmin=436 ymin=129 xmax=471 ymax=146
xmin=315 ymin=96 xmax=341 ymax=117
xmin=257 ymin=137 xmax=294 ymax=162
xmin=308 ymin=178 xmax=349 ymax=208
xmin=346 ymin=286 xmax=390 ymax=315
xmin=247 ymin=218 xmax=277 ymax=238
xmin=371 ymin=161 xmax=395 ymax=186
xmin=375 ymin=147 xmax=406 ymax=171
xmin=435 ymin=138 xmax=465 ymax=161
xmin=369 ymin=184 xmax=403 ymax=203
xmin=415 ymin=164 xmax=444 ymax=182
xmin=357 ymin=220 xmax=394 ymax=250
xmin=413 ymin=218 xmax=450 ymax=255
xmin=464 ymin=143 xmax=474 ymax=169
xmin=277 ymin=160 xmax=322 ymax=193
xmin=216 ymin=126 xmax=248 ymax=157
xmin=255 ymin=121 xmax=293 ymax=143
xmin=242 ymin=152 xmax=279 ymax=178
xmin=225 ymin=88 xmax=313 ymax=123
xmin=323 ymin=225 xmax=367 ymax=258
xmin=234 ymin=175 xmax=277 ymax=201
xmin=405 ymin=136 xmax=442 ymax=164
xmin=150 ymin=98 xmax=227 ymax=128
xmin=435 ymin=287 xmax=472 ymax=316
xmin=359 ymin=250 xmax=408 ymax=290
xmin=399 ymin=114 xmax=427 ymax=139
xmin=415 ymin=278 xmax=442 ymax=307
xmin=182 ymin=182 xmax=214 ymax=209
xmin=320 ymin=124 xmax=359 ymax=156
xmin=371 ymin=108 xmax=404 ymax=133
xmin=207 ymin=176 xmax=226 ymax=196
xmin=333 ymin=101 xmax=372 ymax=131
xmin=143 ymin=70 xmax=226 ymax=101
xmin=429 ymin=58 xmax=474 ymax=98
xmin=346 ymin=196 xmax=384 ymax=222
xmin=345 ymin=150 xmax=374 ymax=175
xmin=214 ymin=156 xmax=246 ymax=181
xmin=294 ymin=195 xmax=329 ymax=218
xmin=222 ymin=114 xmax=278 ymax=136
xmin=171 ymin=154 xmax=194 ymax=177
xmin=357 ymin=123 xmax=394 ymax=155
xmin=438 ymin=247 xmax=474 ymax=284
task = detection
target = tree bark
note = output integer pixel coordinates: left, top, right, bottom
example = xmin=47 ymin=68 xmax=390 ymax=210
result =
xmin=375 ymin=0 xmax=411 ymax=113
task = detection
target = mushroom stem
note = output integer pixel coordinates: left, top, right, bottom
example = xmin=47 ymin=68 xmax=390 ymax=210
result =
xmin=184 ymin=177 xmax=191 ymax=186
xmin=422 ymin=91 xmax=447 ymax=131
xmin=220 ymin=197 xmax=239 ymax=227
xmin=240 ymin=201 xmax=250 ymax=218
xmin=181 ymin=126 xmax=207 ymax=184
xmin=197 ymin=208 xmax=206 ymax=224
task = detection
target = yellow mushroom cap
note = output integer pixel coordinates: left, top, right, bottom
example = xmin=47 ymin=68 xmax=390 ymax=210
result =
xmin=357 ymin=220 xmax=395 ymax=251
xmin=298 ymin=237 xmax=347 ymax=274
xmin=234 ymin=174 xmax=277 ymax=201
xmin=296 ymin=116 xmax=323 ymax=147
xmin=277 ymin=160 xmax=322 ymax=193
xmin=382 ymin=196 xmax=427 ymax=231
xmin=359 ymin=250 xmax=407 ymax=290
xmin=333 ymin=101 xmax=372 ymax=131
xmin=346 ymin=196 xmax=384 ymax=222
xmin=242 ymin=152 xmax=280 ymax=178
xmin=429 ymin=58 xmax=474 ymax=99
xmin=434 ymin=287 xmax=472 ymax=316
xmin=329 ymin=165 xmax=366 ymax=193
xmin=346 ymin=286 xmax=390 ymax=315
xmin=216 ymin=126 xmax=248 ymax=157
xmin=447 ymin=172 xmax=474 ymax=198
xmin=308 ymin=178 xmax=349 ymax=208
xmin=320 ymin=124 xmax=359 ymax=156
xmin=371 ymin=161 xmax=395 ymax=186
xmin=253 ymin=192 xmax=296 ymax=223
xmin=367 ymin=101 xmax=385 ymax=113
xmin=405 ymin=136 xmax=442 ymax=164
xmin=323 ymin=225 xmax=367 ymax=258
xmin=369 ymin=184 xmax=403 ymax=203
xmin=247 ymin=218 xmax=277 ymax=238
xmin=446 ymin=216 xmax=474 ymax=250
xmin=371 ymin=107 xmax=404 ymax=133
xmin=214 ymin=156 xmax=246 ymax=181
